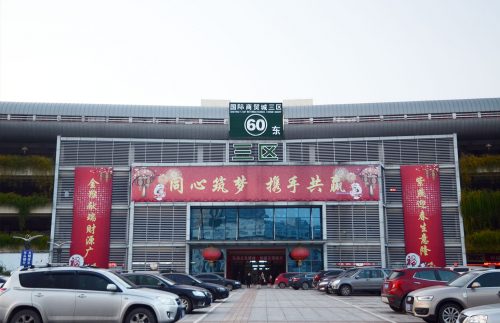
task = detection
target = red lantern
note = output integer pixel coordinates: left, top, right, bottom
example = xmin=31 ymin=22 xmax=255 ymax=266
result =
xmin=289 ymin=246 xmax=310 ymax=266
xmin=202 ymin=246 xmax=222 ymax=265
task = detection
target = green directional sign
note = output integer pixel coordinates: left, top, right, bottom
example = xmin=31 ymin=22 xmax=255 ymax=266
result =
xmin=229 ymin=102 xmax=284 ymax=139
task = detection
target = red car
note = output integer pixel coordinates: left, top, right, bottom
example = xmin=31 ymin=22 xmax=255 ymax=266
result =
xmin=274 ymin=272 xmax=298 ymax=289
xmin=381 ymin=267 xmax=459 ymax=312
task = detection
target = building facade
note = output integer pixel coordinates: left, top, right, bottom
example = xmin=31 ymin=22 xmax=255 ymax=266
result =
xmin=51 ymin=133 xmax=464 ymax=278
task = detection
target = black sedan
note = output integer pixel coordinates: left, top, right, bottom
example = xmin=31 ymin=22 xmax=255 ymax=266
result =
xmin=163 ymin=272 xmax=230 ymax=301
xmin=195 ymin=273 xmax=241 ymax=291
xmin=123 ymin=272 xmax=212 ymax=313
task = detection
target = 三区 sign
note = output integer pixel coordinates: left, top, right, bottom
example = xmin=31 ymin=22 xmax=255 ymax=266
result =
xmin=70 ymin=167 xmax=113 ymax=268
xmin=401 ymin=165 xmax=445 ymax=267
xmin=131 ymin=165 xmax=380 ymax=202
xmin=229 ymin=102 xmax=283 ymax=139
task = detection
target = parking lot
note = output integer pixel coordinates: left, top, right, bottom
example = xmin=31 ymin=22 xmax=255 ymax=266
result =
xmin=179 ymin=287 xmax=424 ymax=323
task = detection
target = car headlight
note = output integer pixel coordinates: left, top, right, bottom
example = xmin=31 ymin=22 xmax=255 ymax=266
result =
xmin=217 ymin=287 xmax=226 ymax=292
xmin=331 ymin=279 xmax=340 ymax=287
xmin=416 ymin=296 xmax=434 ymax=301
xmin=192 ymin=290 xmax=205 ymax=297
xmin=464 ymin=314 xmax=488 ymax=323
xmin=156 ymin=296 xmax=177 ymax=305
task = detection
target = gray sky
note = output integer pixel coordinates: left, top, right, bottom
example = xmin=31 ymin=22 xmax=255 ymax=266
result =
xmin=1 ymin=0 xmax=499 ymax=106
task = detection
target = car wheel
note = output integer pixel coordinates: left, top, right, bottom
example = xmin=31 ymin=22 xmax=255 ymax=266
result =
xmin=389 ymin=305 xmax=400 ymax=312
xmin=9 ymin=309 xmax=41 ymax=323
xmin=180 ymin=296 xmax=193 ymax=314
xmin=278 ymin=282 xmax=286 ymax=289
xmin=438 ymin=302 xmax=462 ymax=323
xmin=225 ymin=283 xmax=233 ymax=291
xmin=302 ymin=282 xmax=309 ymax=290
xmin=125 ymin=307 xmax=158 ymax=323
xmin=339 ymin=284 xmax=352 ymax=296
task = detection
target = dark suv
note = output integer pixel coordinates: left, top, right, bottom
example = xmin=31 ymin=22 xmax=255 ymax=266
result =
xmin=195 ymin=273 xmax=241 ymax=291
xmin=124 ymin=272 xmax=212 ymax=313
xmin=381 ymin=267 xmax=459 ymax=312
xmin=290 ymin=273 xmax=316 ymax=290
xmin=163 ymin=273 xmax=229 ymax=301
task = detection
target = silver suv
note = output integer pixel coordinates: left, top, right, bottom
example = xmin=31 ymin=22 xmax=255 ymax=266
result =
xmin=405 ymin=269 xmax=500 ymax=323
xmin=328 ymin=267 xmax=390 ymax=296
xmin=0 ymin=266 xmax=185 ymax=323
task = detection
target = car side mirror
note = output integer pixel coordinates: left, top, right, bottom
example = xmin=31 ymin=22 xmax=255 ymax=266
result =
xmin=355 ymin=275 xmax=360 ymax=279
xmin=158 ymin=283 xmax=166 ymax=288
xmin=471 ymin=282 xmax=481 ymax=289
xmin=106 ymin=284 xmax=118 ymax=292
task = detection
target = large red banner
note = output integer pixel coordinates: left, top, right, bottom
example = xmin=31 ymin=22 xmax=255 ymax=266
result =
xmin=401 ymin=165 xmax=445 ymax=267
xmin=70 ymin=167 xmax=113 ymax=268
xmin=131 ymin=165 xmax=380 ymax=202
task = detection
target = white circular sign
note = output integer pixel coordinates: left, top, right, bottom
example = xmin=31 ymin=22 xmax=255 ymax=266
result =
xmin=244 ymin=114 xmax=268 ymax=136
xmin=405 ymin=253 xmax=421 ymax=268
xmin=69 ymin=254 xmax=84 ymax=267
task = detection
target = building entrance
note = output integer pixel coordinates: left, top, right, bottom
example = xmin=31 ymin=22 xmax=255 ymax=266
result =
xmin=226 ymin=248 xmax=286 ymax=283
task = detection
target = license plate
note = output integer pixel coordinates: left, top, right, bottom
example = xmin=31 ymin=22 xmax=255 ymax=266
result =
xmin=381 ymin=296 xmax=389 ymax=304
xmin=405 ymin=302 xmax=412 ymax=313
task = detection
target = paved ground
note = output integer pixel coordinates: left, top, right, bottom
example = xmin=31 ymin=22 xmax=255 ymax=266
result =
xmin=179 ymin=286 xmax=424 ymax=323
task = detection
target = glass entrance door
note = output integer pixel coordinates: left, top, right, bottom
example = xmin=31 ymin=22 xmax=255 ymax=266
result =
xmin=226 ymin=248 xmax=286 ymax=282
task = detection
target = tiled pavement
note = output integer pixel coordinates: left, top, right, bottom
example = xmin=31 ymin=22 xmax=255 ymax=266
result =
xmin=179 ymin=286 xmax=424 ymax=323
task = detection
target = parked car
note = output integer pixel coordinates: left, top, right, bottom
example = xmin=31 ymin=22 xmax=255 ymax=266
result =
xmin=458 ymin=303 xmax=500 ymax=323
xmin=274 ymin=272 xmax=298 ymax=289
xmin=163 ymin=272 xmax=229 ymax=301
xmin=328 ymin=267 xmax=390 ymax=296
xmin=290 ymin=273 xmax=316 ymax=290
xmin=381 ymin=267 xmax=459 ymax=313
xmin=123 ymin=272 xmax=212 ymax=313
xmin=313 ymin=269 xmax=344 ymax=288
xmin=405 ymin=269 xmax=500 ymax=323
xmin=195 ymin=273 xmax=241 ymax=291
xmin=326 ymin=268 xmax=358 ymax=294
xmin=317 ymin=274 xmax=344 ymax=292
xmin=0 ymin=266 xmax=184 ymax=323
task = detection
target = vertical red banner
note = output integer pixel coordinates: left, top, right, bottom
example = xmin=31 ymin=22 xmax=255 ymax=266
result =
xmin=70 ymin=167 xmax=113 ymax=268
xmin=401 ymin=165 xmax=445 ymax=267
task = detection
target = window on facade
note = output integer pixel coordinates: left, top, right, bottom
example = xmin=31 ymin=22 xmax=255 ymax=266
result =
xmin=190 ymin=206 xmax=322 ymax=241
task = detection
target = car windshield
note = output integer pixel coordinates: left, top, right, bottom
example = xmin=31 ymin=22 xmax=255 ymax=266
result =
xmin=388 ymin=271 xmax=405 ymax=280
xmin=109 ymin=272 xmax=136 ymax=289
xmin=447 ymin=271 xmax=483 ymax=287
xmin=160 ymin=276 xmax=176 ymax=286
xmin=187 ymin=274 xmax=203 ymax=284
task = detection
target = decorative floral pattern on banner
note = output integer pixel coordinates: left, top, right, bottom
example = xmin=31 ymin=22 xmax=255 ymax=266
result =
xmin=401 ymin=165 xmax=445 ymax=267
xmin=131 ymin=165 xmax=380 ymax=202
xmin=70 ymin=167 xmax=113 ymax=268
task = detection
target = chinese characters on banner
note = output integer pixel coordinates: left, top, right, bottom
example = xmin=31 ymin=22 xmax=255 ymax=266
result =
xmin=131 ymin=165 xmax=380 ymax=202
xmin=70 ymin=167 xmax=113 ymax=268
xmin=401 ymin=165 xmax=445 ymax=267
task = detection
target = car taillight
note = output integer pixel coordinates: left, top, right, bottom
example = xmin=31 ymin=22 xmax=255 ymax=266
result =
xmin=314 ymin=275 xmax=319 ymax=280
xmin=391 ymin=281 xmax=400 ymax=290
xmin=292 ymin=277 xmax=300 ymax=282
xmin=0 ymin=288 xmax=8 ymax=295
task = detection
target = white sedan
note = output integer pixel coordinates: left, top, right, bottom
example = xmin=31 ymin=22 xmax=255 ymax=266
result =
xmin=457 ymin=303 xmax=500 ymax=323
